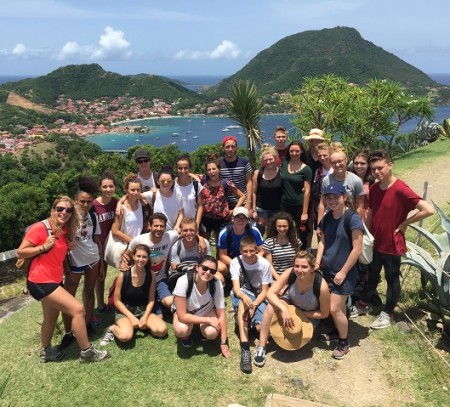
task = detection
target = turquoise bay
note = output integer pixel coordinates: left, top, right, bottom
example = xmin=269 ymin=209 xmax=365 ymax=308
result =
xmin=88 ymin=108 xmax=450 ymax=153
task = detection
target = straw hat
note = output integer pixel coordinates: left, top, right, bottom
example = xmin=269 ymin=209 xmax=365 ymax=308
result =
xmin=304 ymin=128 xmax=325 ymax=141
xmin=269 ymin=304 xmax=314 ymax=351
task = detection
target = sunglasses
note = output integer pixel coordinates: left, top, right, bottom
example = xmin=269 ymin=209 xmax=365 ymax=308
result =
xmin=136 ymin=159 xmax=150 ymax=164
xmin=55 ymin=206 xmax=74 ymax=214
xmin=199 ymin=264 xmax=217 ymax=274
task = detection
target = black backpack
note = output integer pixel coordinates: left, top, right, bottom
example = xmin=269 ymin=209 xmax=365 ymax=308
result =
xmin=283 ymin=270 xmax=323 ymax=308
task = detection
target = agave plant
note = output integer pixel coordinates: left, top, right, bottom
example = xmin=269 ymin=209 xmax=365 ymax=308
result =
xmin=402 ymin=202 xmax=450 ymax=320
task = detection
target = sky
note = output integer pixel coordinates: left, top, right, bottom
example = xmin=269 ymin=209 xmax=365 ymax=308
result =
xmin=1 ymin=0 xmax=449 ymax=79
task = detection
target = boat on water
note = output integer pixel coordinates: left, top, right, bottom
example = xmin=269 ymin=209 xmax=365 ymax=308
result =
xmin=172 ymin=132 xmax=180 ymax=137
xmin=222 ymin=128 xmax=230 ymax=132
xmin=181 ymin=138 xmax=187 ymax=142
xmin=192 ymin=135 xmax=199 ymax=139
xmin=228 ymin=125 xmax=241 ymax=129
xmin=171 ymin=141 xmax=176 ymax=145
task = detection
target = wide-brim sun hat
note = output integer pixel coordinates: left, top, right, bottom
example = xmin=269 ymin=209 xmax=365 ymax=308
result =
xmin=304 ymin=128 xmax=325 ymax=141
xmin=269 ymin=304 xmax=314 ymax=351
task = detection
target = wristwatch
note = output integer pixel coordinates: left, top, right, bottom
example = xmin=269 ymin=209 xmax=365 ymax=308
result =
xmin=220 ymin=338 xmax=229 ymax=346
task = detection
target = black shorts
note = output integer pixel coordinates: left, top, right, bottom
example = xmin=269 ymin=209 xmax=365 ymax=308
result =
xmin=27 ymin=281 xmax=63 ymax=301
xmin=202 ymin=217 xmax=227 ymax=235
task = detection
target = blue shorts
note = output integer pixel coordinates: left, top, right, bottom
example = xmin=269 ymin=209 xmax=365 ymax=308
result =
xmin=231 ymin=290 xmax=267 ymax=325
xmin=70 ymin=261 xmax=99 ymax=274
xmin=156 ymin=279 xmax=172 ymax=303
xmin=256 ymin=207 xmax=278 ymax=222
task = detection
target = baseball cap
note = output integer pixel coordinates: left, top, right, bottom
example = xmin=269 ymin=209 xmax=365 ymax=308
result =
xmin=322 ymin=183 xmax=346 ymax=196
xmin=232 ymin=207 xmax=250 ymax=219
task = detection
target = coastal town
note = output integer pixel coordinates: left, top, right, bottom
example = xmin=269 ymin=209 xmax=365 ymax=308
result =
xmin=0 ymin=92 xmax=236 ymax=155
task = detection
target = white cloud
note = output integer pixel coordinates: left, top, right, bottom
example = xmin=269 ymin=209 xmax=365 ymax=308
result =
xmin=174 ymin=40 xmax=241 ymax=60
xmin=11 ymin=43 xmax=27 ymax=57
xmin=56 ymin=26 xmax=132 ymax=61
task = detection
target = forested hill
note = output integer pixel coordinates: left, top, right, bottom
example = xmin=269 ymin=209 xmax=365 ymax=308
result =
xmin=0 ymin=64 xmax=200 ymax=105
xmin=208 ymin=26 xmax=439 ymax=96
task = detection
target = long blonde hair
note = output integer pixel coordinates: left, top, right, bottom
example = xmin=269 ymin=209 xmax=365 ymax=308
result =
xmin=50 ymin=195 xmax=79 ymax=242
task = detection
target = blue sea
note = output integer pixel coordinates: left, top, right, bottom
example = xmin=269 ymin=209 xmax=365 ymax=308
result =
xmin=88 ymin=106 xmax=450 ymax=153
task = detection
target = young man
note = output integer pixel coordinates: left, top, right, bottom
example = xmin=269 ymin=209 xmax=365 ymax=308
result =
xmin=134 ymin=149 xmax=158 ymax=192
xmin=169 ymin=217 xmax=211 ymax=273
xmin=120 ymin=213 xmax=179 ymax=310
xmin=273 ymin=126 xmax=289 ymax=161
xmin=219 ymin=135 xmax=253 ymax=211
xmin=230 ymin=235 xmax=272 ymax=373
xmin=217 ymin=207 xmax=264 ymax=277
xmin=304 ymin=128 xmax=326 ymax=175
xmin=365 ymin=149 xmax=434 ymax=329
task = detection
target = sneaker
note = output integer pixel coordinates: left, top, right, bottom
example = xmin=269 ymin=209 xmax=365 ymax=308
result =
xmin=253 ymin=346 xmax=266 ymax=367
xmin=90 ymin=315 xmax=102 ymax=326
xmin=349 ymin=303 xmax=373 ymax=319
xmin=39 ymin=346 xmax=64 ymax=363
xmin=99 ymin=328 xmax=115 ymax=346
xmin=240 ymin=349 xmax=252 ymax=373
xmin=86 ymin=323 xmax=96 ymax=337
xmin=319 ymin=330 xmax=339 ymax=344
xmin=332 ymin=341 xmax=350 ymax=360
xmin=181 ymin=336 xmax=193 ymax=348
xmin=79 ymin=344 xmax=110 ymax=363
xmin=370 ymin=311 xmax=395 ymax=330
xmin=57 ymin=332 xmax=75 ymax=351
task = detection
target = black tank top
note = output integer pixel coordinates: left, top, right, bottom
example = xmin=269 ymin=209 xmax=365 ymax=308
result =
xmin=121 ymin=269 xmax=151 ymax=307
xmin=256 ymin=168 xmax=282 ymax=210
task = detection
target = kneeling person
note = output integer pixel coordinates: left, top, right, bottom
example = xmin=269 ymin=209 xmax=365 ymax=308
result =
xmin=254 ymin=250 xmax=330 ymax=367
xmin=230 ymin=235 xmax=273 ymax=373
xmin=100 ymin=245 xmax=168 ymax=345
xmin=172 ymin=255 xmax=231 ymax=358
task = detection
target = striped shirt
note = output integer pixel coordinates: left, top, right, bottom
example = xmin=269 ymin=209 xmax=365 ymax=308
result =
xmin=263 ymin=237 xmax=299 ymax=275
xmin=219 ymin=156 xmax=252 ymax=207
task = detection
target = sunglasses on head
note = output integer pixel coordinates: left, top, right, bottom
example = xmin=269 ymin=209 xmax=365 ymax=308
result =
xmin=199 ymin=264 xmax=217 ymax=274
xmin=136 ymin=159 xmax=150 ymax=164
xmin=55 ymin=206 xmax=74 ymax=213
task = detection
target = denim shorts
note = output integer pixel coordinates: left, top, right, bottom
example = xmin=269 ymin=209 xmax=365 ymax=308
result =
xmin=156 ymin=279 xmax=172 ymax=302
xmin=255 ymin=207 xmax=278 ymax=221
xmin=27 ymin=280 xmax=63 ymax=301
xmin=231 ymin=290 xmax=267 ymax=325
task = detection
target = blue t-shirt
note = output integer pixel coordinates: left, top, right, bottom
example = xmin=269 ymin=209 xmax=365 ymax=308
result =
xmin=318 ymin=210 xmax=363 ymax=283
xmin=217 ymin=224 xmax=264 ymax=258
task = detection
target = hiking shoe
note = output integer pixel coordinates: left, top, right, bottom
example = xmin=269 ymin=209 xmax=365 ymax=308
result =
xmin=370 ymin=311 xmax=395 ymax=330
xmin=253 ymin=346 xmax=266 ymax=367
xmin=181 ymin=336 xmax=193 ymax=348
xmin=240 ymin=349 xmax=252 ymax=373
xmin=86 ymin=323 xmax=96 ymax=337
xmin=319 ymin=330 xmax=339 ymax=344
xmin=332 ymin=341 xmax=350 ymax=360
xmin=39 ymin=346 xmax=64 ymax=363
xmin=99 ymin=328 xmax=115 ymax=346
xmin=349 ymin=303 xmax=373 ymax=319
xmin=79 ymin=344 xmax=110 ymax=363
xmin=57 ymin=331 xmax=75 ymax=351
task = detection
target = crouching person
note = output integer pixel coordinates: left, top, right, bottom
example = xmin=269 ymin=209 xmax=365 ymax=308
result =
xmin=172 ymin=255 xmax=231 ymax=358
xmin=100 ymin=244 xmax=168 ymax=346
xmin=231 ymin=235 xmax=273 ymax=373
xmin=253 ymin=250 xmax=330 ymax=368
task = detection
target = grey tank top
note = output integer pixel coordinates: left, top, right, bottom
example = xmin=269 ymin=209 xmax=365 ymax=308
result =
xmin=285 ymin=282 xmax=319 ymax=311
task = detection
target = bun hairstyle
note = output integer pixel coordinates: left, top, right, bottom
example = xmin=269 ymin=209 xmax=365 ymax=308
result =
xmin=77 ymin=175 xmax=99 ymax=196
xmin=123 ymin=173 xmax=142 ymax=191
xmin=205 ymin=153 xmax=220 ymax=171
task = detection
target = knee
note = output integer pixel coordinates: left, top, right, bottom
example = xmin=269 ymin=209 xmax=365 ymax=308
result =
xmin=116 ymin=329 xmax=134 ymax=342
xmin=151 ymin=324 xmax=168 ymax=338
xmin=161 ymin=296 xmax=173 ymax=308
xmin=72 ymin=303 xmax=86 ymax=319
xmin=203 ymin=326 xmax=219 ymax=340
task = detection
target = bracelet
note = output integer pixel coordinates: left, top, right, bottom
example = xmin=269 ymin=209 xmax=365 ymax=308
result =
xmin=40 ymin=245 xmax=45 ymax=253
xmin=220 ymin=337 xmax=229 ymax=346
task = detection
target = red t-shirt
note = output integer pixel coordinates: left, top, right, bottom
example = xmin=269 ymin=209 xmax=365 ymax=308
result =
xmin=369 ymin=179 xmax=421 ymax=256
xmin=26 ymin=221 xmax=68 ymax=284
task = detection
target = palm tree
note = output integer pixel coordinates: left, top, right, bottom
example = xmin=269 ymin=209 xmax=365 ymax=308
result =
xmin=226 ymin=80 xmax=265 ymax=169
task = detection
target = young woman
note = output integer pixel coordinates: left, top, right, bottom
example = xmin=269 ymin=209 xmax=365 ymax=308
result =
xmin=252 ymin=146 xmax=282 ymax=233
xmin=92 ymin=171 xmax=118 ymax=313
xmin=106 ymin=174 xmax=145 ymax=269
xmin=350 ymin=149 xmax=374 ymax=223
xmin=17 ymin=196 xmax=110 ymax=363
xmin=280 ymin=140 xmax=313 ymax=249
xmin=174 ymin=154 xmax=203 ymax=229
xmin=200 ymin=154 xmax=245 ymax=241
xmin=60 ymin=176 xmax=102 ymax=347
xmin=263 ymin=212 xmax=300 ymax=280
xmin=172 ymin=255 xmax=231 ymax=358
xmin=100 ymin=244 xmax=167 ymax=345
xmin=143 ymin=166 xmax=184 ymax=232
xmin=253 ymin=251 xmax=330 ymax=367
xmin=315 ymin=183 xmax=363 ymax=360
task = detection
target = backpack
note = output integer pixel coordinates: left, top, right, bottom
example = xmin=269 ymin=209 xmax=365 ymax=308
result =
xmin=16 ymin=219 xmax=53 ymax=274
xmin=167 ymin=239 xmax=199 ymax=292
xmin=282 ymin=269 xmax=323 ymax=308
xmin=342 ymin=209 xmax=374 ymax=265
xmin=87 ymin=208 xmax=99 ymax=234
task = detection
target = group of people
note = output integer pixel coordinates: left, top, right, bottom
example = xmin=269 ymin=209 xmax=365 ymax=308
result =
xmin=17 ymin=127 xmax=434 ymax=374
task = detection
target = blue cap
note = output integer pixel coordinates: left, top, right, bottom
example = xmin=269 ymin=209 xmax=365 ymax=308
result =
xmin=323 ymin=183 xmax=346 ymax=196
